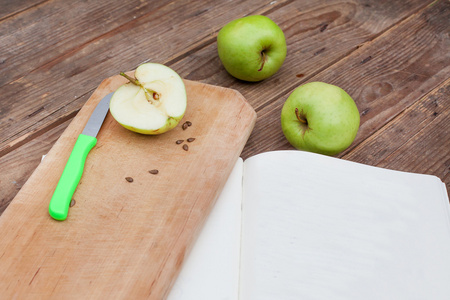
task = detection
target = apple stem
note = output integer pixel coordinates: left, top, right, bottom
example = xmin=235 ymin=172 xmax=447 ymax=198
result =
xmin=120 ymin=72 xmax=140 ymax=86
xmin=120 ymin=72 xmax=160 ymax=105
xmin=295 ymin=108 xmax=308 ymax=124
xmin=258 ymin=51 xmax=266 ymax=72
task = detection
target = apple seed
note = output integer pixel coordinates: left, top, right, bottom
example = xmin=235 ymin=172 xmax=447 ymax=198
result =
xmin=183 ymin=144 xmax=189 ymax=151
xmin=119 ymin=72 xmax=160 ymax=105
xmin=176 ymin=139 xmax=184 ymax=144
xmin=125 ymin=177 xmax=134 ymax=183
xmin=149 ymin=169 xmax=159 ymax=175
xmin=70 ymin=199 xmax=76 ymax=207
xmin=187 ymin=138 xmax=195 ymax=142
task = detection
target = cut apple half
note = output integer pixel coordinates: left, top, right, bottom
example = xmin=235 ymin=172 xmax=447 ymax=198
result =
xmin=110 ymin=63 xmax=187 ymax=135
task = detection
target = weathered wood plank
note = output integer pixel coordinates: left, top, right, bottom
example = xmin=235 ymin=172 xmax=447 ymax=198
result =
xmin=172 ymin=0 xmax=432 ymax=102
xmin=0 ymin=0 xmax=290 ymax=214
xmin=377 ymin=111 xmax=449 ymax=191
xmin=343 ymin=79 xmax=449 ymax=190
xmin=0 ymin=0 xmax=289 ymax=156
xmin=0 ymin=119 xmax=69 ymax=214
xmin=0 ymin=0 xmax=173 ymax=87
xmin=166 ymin=0 xmax=441 ymax=158
xmin=0 ymin=0 xmax=47 ymax=21
xmin=0 ymin=0 xmax=440 ymax=213
xmin=237 ymin=0 xmax=449 ymax=160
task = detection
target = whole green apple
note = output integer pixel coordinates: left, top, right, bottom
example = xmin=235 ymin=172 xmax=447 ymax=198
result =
xmin=217 ymin=15 xmax=286 ymax=82
xmin=281 ymin=82 xmax=360 ymax=155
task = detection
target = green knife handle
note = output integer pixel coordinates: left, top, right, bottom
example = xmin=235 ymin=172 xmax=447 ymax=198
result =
xmin=49 ymin=134 xmax=97 ymax=221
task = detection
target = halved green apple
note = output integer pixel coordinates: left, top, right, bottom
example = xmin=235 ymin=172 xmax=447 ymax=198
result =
xmin=110 ymin=63 xmax=187 ymax=135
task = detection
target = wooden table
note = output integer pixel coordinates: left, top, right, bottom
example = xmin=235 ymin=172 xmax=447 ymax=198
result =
xmin=1 ymin=0 xmax=449 ymax=216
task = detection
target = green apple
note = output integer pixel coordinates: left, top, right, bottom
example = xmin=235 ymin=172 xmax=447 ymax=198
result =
xmin=281 ymin=82 xmax=360 ymax=156
xmin=110 ymin=63 xmax=187 ymax=135
xmin=217 ymin=15 xmax=287 ymax=82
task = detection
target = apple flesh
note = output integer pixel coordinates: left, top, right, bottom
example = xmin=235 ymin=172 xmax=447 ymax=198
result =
xmin=110 ymin=63 xmax=187 ymax=135
xmin=217 ymin=15 xmax=286 ymax=82
xmin=281 ymin=82 xmax=360 ymax=156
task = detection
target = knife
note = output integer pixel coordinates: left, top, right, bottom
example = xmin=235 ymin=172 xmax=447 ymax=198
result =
xmin=49 ymin=92 xmax=113 ymax=221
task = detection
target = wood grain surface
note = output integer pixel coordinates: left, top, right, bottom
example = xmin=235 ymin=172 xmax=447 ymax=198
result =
xmin=1 ymin=1 xmax=448 ymax=212
xmin=0 ymin=75 xmax=256 ymax=298
xmin=0 ymin=0 xmax=449 ymax=297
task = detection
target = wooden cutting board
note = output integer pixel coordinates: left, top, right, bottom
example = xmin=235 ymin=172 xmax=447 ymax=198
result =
xmin=0 ymin=73 xmax=256 ymax=299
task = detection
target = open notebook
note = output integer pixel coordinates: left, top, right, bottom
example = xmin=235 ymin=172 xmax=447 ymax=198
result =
xmin=168 ymin=150 xmax=450 ymax=300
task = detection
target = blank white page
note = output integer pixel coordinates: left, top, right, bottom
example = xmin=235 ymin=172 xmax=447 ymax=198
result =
xmin=168 ymin=158 xmax=243 ymax=300
xmin=240 ymin=151 xmax=450 ymax=300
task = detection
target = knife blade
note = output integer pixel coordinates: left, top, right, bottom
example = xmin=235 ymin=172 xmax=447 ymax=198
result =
xmin=48 ymin=92 xmax=113 ymax=221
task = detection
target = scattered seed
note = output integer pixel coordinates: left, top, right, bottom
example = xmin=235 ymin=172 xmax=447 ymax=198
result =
xmin=70 ymin=199 xmax=76 ymax=207
xmin=125 ymin=177 xmax=134 ymax=182
xmin=182 ymin=123 xmax=188 ymax=130
xmin=314 ymin=47 xmax=326 ymax=56
xmin=361 ymin=108 xmax=370 ymax=116
xmin=186 ymin=121 xmax=192 ymax=126
xmin=187 ymin=138 xmax=195 ymax=142
xmin=183 ymin=144 xmax=189 ymax=151
xmin=176 ymin=139 xmax=184 ymax=144
xmin=360 ymin=56 xmax=372 ymax=64
xmin=149 ymin=169 xmax=159 ymax=175
xmin=319 ymin=23 xmax=328 ymax=32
